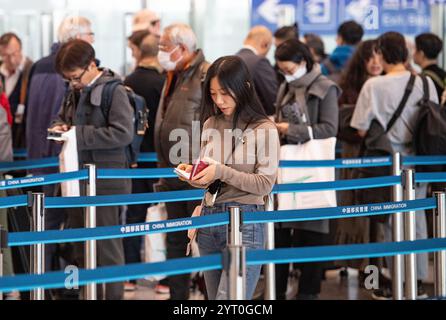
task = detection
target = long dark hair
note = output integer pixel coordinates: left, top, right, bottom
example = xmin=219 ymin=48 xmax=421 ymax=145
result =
xmin=200 ymin=55 xmax=268 ymax=129
xmin=339 ymin=40 xmax=379 ymax=105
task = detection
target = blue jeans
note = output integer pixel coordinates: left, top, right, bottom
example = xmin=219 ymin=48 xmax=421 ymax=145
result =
xmin=198 ymin=202 xmax=265 ymax=300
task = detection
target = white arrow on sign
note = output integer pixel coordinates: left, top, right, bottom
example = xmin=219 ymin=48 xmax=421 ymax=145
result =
xmin=257 ymin=0 xmax=281 ymax=24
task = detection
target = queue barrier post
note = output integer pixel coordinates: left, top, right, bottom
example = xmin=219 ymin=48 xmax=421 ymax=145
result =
xmin=29 ymin=192 xmax=45 ymax=300
xmin=0 ymin=225 xmax=7 ymax=300
xmin=85 ymin=164 xmax=97 ymax=300
xmin=225 ymin=206 xmax=246 ymax=300
xmin=264 ymin=194 xmax=276 ymax=300
xmin=392 ymin=152 xmax=404 ymax=300
xmin=402 ymin=169 xmax=417 ymax=300
xmin=433 ymin=191 xmax=446 ymax=298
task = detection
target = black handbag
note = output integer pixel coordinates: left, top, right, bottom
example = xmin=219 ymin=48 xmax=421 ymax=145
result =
xmin=353 ymin=74 xmax=416 ymax=223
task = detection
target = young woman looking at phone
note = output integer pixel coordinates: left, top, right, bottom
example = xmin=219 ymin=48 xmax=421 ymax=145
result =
xmin=176 ymin=56 xmax=280 ymax=300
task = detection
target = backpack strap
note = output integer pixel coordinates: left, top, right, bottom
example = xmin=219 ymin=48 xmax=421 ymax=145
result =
xmin=420 ymin=74 xmax=430 ymax=103
xmin=386 ymin=74 xmax=416 ymax=133
xmin=422 ymin=70 xmax=445 ymax=91
xmin=19 ymin=58 xmax=33 ymax=106
xmin=100 ymin=79 xmax=122 ymax=121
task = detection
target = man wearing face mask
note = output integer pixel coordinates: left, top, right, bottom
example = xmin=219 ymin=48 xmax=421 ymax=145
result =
xmin=49 ymin=39 xmax=133 ymax=300
xmin=154 ymin=23 xmax=209 ymax=300
xmin=236 ymin=26 xmax=278 ymax=116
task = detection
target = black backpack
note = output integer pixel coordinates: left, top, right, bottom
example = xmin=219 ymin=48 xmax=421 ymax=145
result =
xmin=413 ymin=75 xmax=446 ymax=172
xmin=100 ymin=80 xmax=149 ymax=167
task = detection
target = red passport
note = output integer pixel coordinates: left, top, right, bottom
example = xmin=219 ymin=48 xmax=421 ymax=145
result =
xmin=190 ymin=160 xmax=209 ymax=180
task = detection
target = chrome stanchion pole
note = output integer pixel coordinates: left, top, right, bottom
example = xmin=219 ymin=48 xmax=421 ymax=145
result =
xmin=264 ymin=194 xmax=276 ymax=300
xmin=30 ymin=193 xmax=45 ymax=300
xmin=402 ymin=169 xmax=417 ymax=300
xmin=85 ymin=164 xmax=97 ymax=300
xmin=226 ymin=206 xmax=246 ymax=300
xmin=392 ymin=152 xmax=404 ymax=300
xmin=0 ymin=225 xmax=7 ymax=301
xmin=433 ymin=192 xmax=446 ymax=298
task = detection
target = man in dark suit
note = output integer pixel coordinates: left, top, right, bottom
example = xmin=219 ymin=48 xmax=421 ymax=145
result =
xmin=236 ymin=26 xmax=278 ymax=116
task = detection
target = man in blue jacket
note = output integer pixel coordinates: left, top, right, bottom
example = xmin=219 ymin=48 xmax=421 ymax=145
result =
xmin=321 ymin=20 xmax=363 ymax=82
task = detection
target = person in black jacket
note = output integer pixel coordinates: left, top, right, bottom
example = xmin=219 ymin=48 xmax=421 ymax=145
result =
xmin=236 ymin=26 xmax=278 ymax=116
xmin=123 ymin=33 xmax=165 ymax=292
xmin=413 ymin=32 xmax=446 ymax=102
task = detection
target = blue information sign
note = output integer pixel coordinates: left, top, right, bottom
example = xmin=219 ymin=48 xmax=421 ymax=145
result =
xmin=251 ymin=0 xmax=433 ymax=35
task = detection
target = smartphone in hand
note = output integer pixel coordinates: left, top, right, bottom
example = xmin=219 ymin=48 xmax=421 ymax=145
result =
xmin=174 ymin=167 xmax=191 ymax=180
xmin=47 ymin=130 xmax=65 ymax=141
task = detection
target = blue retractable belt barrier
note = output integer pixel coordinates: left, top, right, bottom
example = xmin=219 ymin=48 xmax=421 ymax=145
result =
xmin=415 ymin=172 xmax=446 ymax=183
xmin=8 ymin=213 xmax=229 ymax=246
xmin=0 ymin=174 xmax=442 ymax=210
xmin=247 ymin=238 xmax=446 ymax=266
xmin=1 ymin=238 xmax=446 ymax=293
xmin=7 ymin=198 xmax=435 ymax=246
xmin=243 ymin=197 xmax=437 ymax=224
xmin=0 ymin=175 xmax=404 ymax=210
xmin=2 ymin=154 xmax=446 ymax=172
xmin=13 ymin=149 xmax=27 ymax=158
xmin=98 ymin=168 xmax=176 ymax=179
xmin=0 ymin=254 xmax=222 ymax=293
xmin=279 ymin=157 xmax=391 ymax=168
xmin=0 ymin=157 xmax=59 ymax=172
xmin=0 ymin=170 xmax=88 ymax=190
xmin=45 ymin=189 xmax=205 ymax=209
xmin=0 ymin=194 xmax=28 ymax=209
xmin=42 ymin=176 xmax=398 ymax=209
xmin=403 ymin=155 xmax=446 ymax=166
xmin=271 ymin=175 xmax=400 ymax=194
xmin=137 ymin=152 xmax=158 ymax=163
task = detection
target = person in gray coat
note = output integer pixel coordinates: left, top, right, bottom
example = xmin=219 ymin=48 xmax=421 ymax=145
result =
xmin=274 ymin=39 xmax=340 ymax=300
xmin=50 ymin=39 xmax=133 ymax=300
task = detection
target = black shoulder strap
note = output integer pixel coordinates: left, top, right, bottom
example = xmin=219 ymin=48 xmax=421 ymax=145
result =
xmin=420 ymin=75 xmax=430 ymax=102
xmin=386 ymin=74 xmax=416 ymax=133
xmin=100 ymin=79 xmax=122 ymax=120
xmin=422 ymin=70 xmax=445 ymax=91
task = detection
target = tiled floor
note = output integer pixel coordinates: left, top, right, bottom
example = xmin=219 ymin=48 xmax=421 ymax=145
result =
xmin=124 ymin=265 xmax=435 ymax=301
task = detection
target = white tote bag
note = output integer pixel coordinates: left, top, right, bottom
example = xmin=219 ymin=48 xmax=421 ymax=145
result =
xmin=278 ymin=134 xmax=337 ymax=210
xmin=59 ymin=128 xmax=80 ymax=197
xmin=144 ymin=203 xmax=167 ymax=281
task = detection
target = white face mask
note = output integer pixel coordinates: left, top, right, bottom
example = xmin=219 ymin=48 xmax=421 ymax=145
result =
xmin=285 ymin=65 xmax=307 ymax=83
xmin=157 ymin=46 xmax=181 ymax=71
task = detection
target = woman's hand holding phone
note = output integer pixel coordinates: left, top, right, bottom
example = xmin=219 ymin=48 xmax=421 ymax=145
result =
xmin=175 ymin=163 xmax=193 ymax=181
xmin=191 ymin=164 xmax=217 ymax=186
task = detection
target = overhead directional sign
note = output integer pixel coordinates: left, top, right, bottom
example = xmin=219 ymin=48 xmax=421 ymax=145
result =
xmin=251 ymin=0 xmax=433 ymax=35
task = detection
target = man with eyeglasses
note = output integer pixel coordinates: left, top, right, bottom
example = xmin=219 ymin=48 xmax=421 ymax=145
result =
xmin=49 ymin=39 xmax=133 ymax=300
xmin=24 ymin=16 xmax=97 ymax=299
xmin=0 ymin=32 xmax=33 ymax=150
